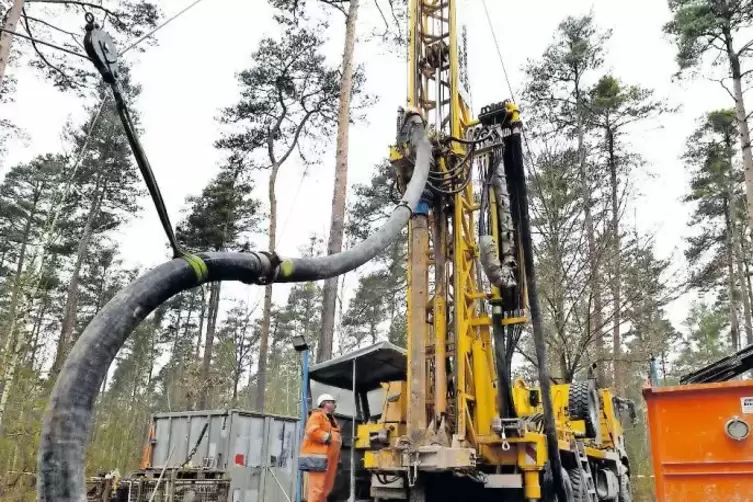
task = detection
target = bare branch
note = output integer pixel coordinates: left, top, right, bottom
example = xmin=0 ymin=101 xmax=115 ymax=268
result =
xmin=320 ymin=0 xmax=348 ymax=16
xmin=737 ymin=37 xmax=753 ymax=58
xmin=372 ymin=0 xmax=389 ymax=38
xmin=278 ymin=108 xmax=316 ymax=166
xmin=385 ymin=0 xmax=400 ymax=28
xmin=21 ymin=8 xmax=78 ymax=88
xmin=26 ymin=0 xmax=117 ymax=17
xmin=24 ymin=13 xmax=85 ymax=49
xmin=712 ymin=77 xmax=737 ymax=101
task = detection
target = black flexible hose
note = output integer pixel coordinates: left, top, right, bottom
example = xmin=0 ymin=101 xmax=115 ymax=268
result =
xmin=504 ymin=128 xmax=569 ymax=502
xmin=492 ymin=313 xmax=515 ymax=418
xmin=37 ymin=118 xmax=432 ymax=502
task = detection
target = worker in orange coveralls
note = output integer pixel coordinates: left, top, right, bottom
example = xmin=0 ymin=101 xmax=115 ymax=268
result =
xmin=299 ymin=393 xmax=342 ymax=502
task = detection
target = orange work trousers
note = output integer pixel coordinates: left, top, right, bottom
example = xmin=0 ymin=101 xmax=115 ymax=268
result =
xmin=306 ymin=433 xmax=342 ymax=502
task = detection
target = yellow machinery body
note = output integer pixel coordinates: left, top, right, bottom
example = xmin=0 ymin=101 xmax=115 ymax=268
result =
xmin=357 ymin=378 xmax=631 ymax=499
xmin=354 ymin=0 xmax=634 ymax=499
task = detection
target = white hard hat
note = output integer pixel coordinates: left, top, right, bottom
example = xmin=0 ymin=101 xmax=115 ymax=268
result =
xmin=317 ymin=393 xmax=336 ymax=407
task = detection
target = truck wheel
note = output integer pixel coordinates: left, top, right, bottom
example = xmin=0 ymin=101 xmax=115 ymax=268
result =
xmin=568 ymin=381 xmax=600 ymax=439
xmin=618 ymin=474 xmax=632 ymax=502
xmin=541 ymin=464 xmax=574 ymax=502
xmin=568 ymin=468 xmax=588 ymax=502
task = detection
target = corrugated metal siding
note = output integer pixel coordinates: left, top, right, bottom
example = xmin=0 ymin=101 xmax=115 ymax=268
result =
xmin=148 ymin=410 xmax=300 ymax=502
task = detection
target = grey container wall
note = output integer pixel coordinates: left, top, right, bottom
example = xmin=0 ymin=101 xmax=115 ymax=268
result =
xmin=148 ymin=409 xmax=300 ymax=502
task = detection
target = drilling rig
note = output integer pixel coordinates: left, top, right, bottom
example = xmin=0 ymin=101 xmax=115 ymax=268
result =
xmin=354 ymin=1 xmax=636 ymax=501
xmin=34 ymin=6 xmax=636 ymax=502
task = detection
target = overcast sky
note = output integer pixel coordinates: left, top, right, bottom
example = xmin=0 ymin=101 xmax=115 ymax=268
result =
xmin=1 ymin=0 xmax=736 ymax=347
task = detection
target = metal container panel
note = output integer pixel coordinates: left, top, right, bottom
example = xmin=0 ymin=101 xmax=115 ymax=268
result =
xmin=147 ymin=409 xmax=301 ymax=502
xmin=643 ymin=380 xmax=753 ymax=502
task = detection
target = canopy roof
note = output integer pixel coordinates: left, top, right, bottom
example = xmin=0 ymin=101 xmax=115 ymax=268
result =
xmin=309 ymin=341 xmax=407 ymax=392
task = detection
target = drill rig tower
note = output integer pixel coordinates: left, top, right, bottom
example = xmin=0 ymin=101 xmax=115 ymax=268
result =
xmin=356 ymin=0 xmax=634 ymax=501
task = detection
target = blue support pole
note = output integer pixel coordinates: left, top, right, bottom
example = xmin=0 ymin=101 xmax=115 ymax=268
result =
xmin=296 ymin=349 xmax=309 ymax=502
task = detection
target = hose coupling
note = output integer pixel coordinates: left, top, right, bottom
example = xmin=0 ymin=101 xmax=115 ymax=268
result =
xmin=255 ymin=251 xmax=281 ymax=285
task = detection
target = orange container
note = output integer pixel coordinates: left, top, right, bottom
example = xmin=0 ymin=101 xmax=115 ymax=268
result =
xmin=643 ymin=380 xmax=753 ymax=501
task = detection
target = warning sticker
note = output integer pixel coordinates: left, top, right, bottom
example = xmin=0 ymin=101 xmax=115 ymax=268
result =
xmin=741 ymin=397 xmax=753 ymax=414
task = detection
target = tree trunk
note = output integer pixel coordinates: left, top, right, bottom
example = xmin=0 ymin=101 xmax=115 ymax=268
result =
xmin=0 ymin=0 xmax=24 ymax=89
xmin=0 ymin=185 xmax=42 ymax=422
xmin=318 ymin=0 xmax=360 ymax=363
xmin=0 ymin=320 xmax=30 ymax=429
xmin=608 ymin=128 xmax=622 ymax=392
xmin=575 ymin=84 xmax=605 ymax=381
xmin=728 ymin=51 xmax=753 ymax=234
xmin=233 ymin=357 xmax=242 ymax=401
xmin=198 ymin=281 xmax=221 ymax=409
xmin=725 ymin=198 xmax=742 ymax=350
xmin=0 ymin=187 xmax=37 ymax=359
xmin=195 ymin=288 xmax=208 ymax=361
xmin=740 ymin=231 xmax=753 ymax=316
xmin=50 ymin=196 xmax=104 ymax=376
xmin=733 ymin=217 xmax=753 ymax=345
xmin=147 ymin=313 xmax=158 ymax=390
xmin=27 ymin=295 xmax=48 ymax=369
xmin=726 ymin=141 xmax=753 ymax=345
xmin=256 ymin=161 xmax=282 ymax=412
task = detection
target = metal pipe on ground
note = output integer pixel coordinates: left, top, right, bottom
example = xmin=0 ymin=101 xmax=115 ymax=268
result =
xmin=36 ymin=116 xmax=431 ymax=502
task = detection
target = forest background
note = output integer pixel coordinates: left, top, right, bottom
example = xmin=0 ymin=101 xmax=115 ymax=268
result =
xmin=0 ymin=0 xmax=750 ymax=500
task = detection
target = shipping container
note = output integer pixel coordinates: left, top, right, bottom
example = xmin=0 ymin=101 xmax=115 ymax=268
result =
xmin=142 ymin=409 xmax=300 ymax=502
xmin=643 ymin=380 xmax=753 ymax=502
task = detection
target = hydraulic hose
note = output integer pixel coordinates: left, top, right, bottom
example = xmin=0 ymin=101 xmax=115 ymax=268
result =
xmin=504 ymin=128 xmax=569 ymax=502
xmin=36 ymin=116 xmax=431 ymax=502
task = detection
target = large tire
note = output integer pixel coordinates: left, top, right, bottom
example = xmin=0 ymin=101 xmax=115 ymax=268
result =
xmin=618 ymin=474 xmax=632 ymax=502
xmin=568 ymin=468 xmax=588 ymax=502
xmin=568 ymin=381 xmax=601 ymax=439
xmin=541 ymin=464 xmax=574 ymax=502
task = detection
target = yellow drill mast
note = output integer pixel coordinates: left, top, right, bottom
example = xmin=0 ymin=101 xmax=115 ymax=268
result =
xmin=397 ymin=0 xmax=526 ymax=451
xmin=384 ymin=0 xmax=531 ymax=496
xmin=357 ymin=1 xmax=633 ymax=501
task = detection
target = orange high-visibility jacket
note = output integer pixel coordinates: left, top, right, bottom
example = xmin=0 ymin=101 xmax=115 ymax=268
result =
xmin=299 ymin=409 xmax=340 ymax=472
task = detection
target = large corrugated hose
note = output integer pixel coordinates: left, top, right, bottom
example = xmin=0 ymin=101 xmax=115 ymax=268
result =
xmin=36 ymin=116 xmax=431 ymax=502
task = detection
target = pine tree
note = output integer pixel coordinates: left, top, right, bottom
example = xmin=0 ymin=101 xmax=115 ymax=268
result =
xmin=588 ymin=74 xmax=669 ymax=391
xmin=0 ymin=153 xmax=73 ymax=428
xmin=673 ymin=301 xmax=732 ymax=378
xmin=269 ymin=0 xmax=405 ymax=364
xmin=620 ymin=233 xmax=680 ymax=385
xmin=523 ymin=15 xmax=612 ymax=380
xmin=665 ymin=0 xmax=753 ymax=233
xmin=526 ymin=144 xmax=595 ymax=382
xmin=341 ymin=271 xmax=389 ymax=350
xmin=214 ymin=302 xmax=258 ymax=404
xmin=50 ymin=77 xmax=147 ymax=378
xmin=683 ymin=109 xmax=751 ymax=349
xmin=217 ymin=19 xmax=345 ymax=411
xmin=153 ymin=291 xmax=205 ymax=411
xmin=175 ymin=163 xmax=260 ymax=409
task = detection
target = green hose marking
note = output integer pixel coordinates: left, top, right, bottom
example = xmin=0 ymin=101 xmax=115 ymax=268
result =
xmin=182 ymin=254 xmax=208 ymax=282
xmin=281 ymin=260 xmax=294 ymax=277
